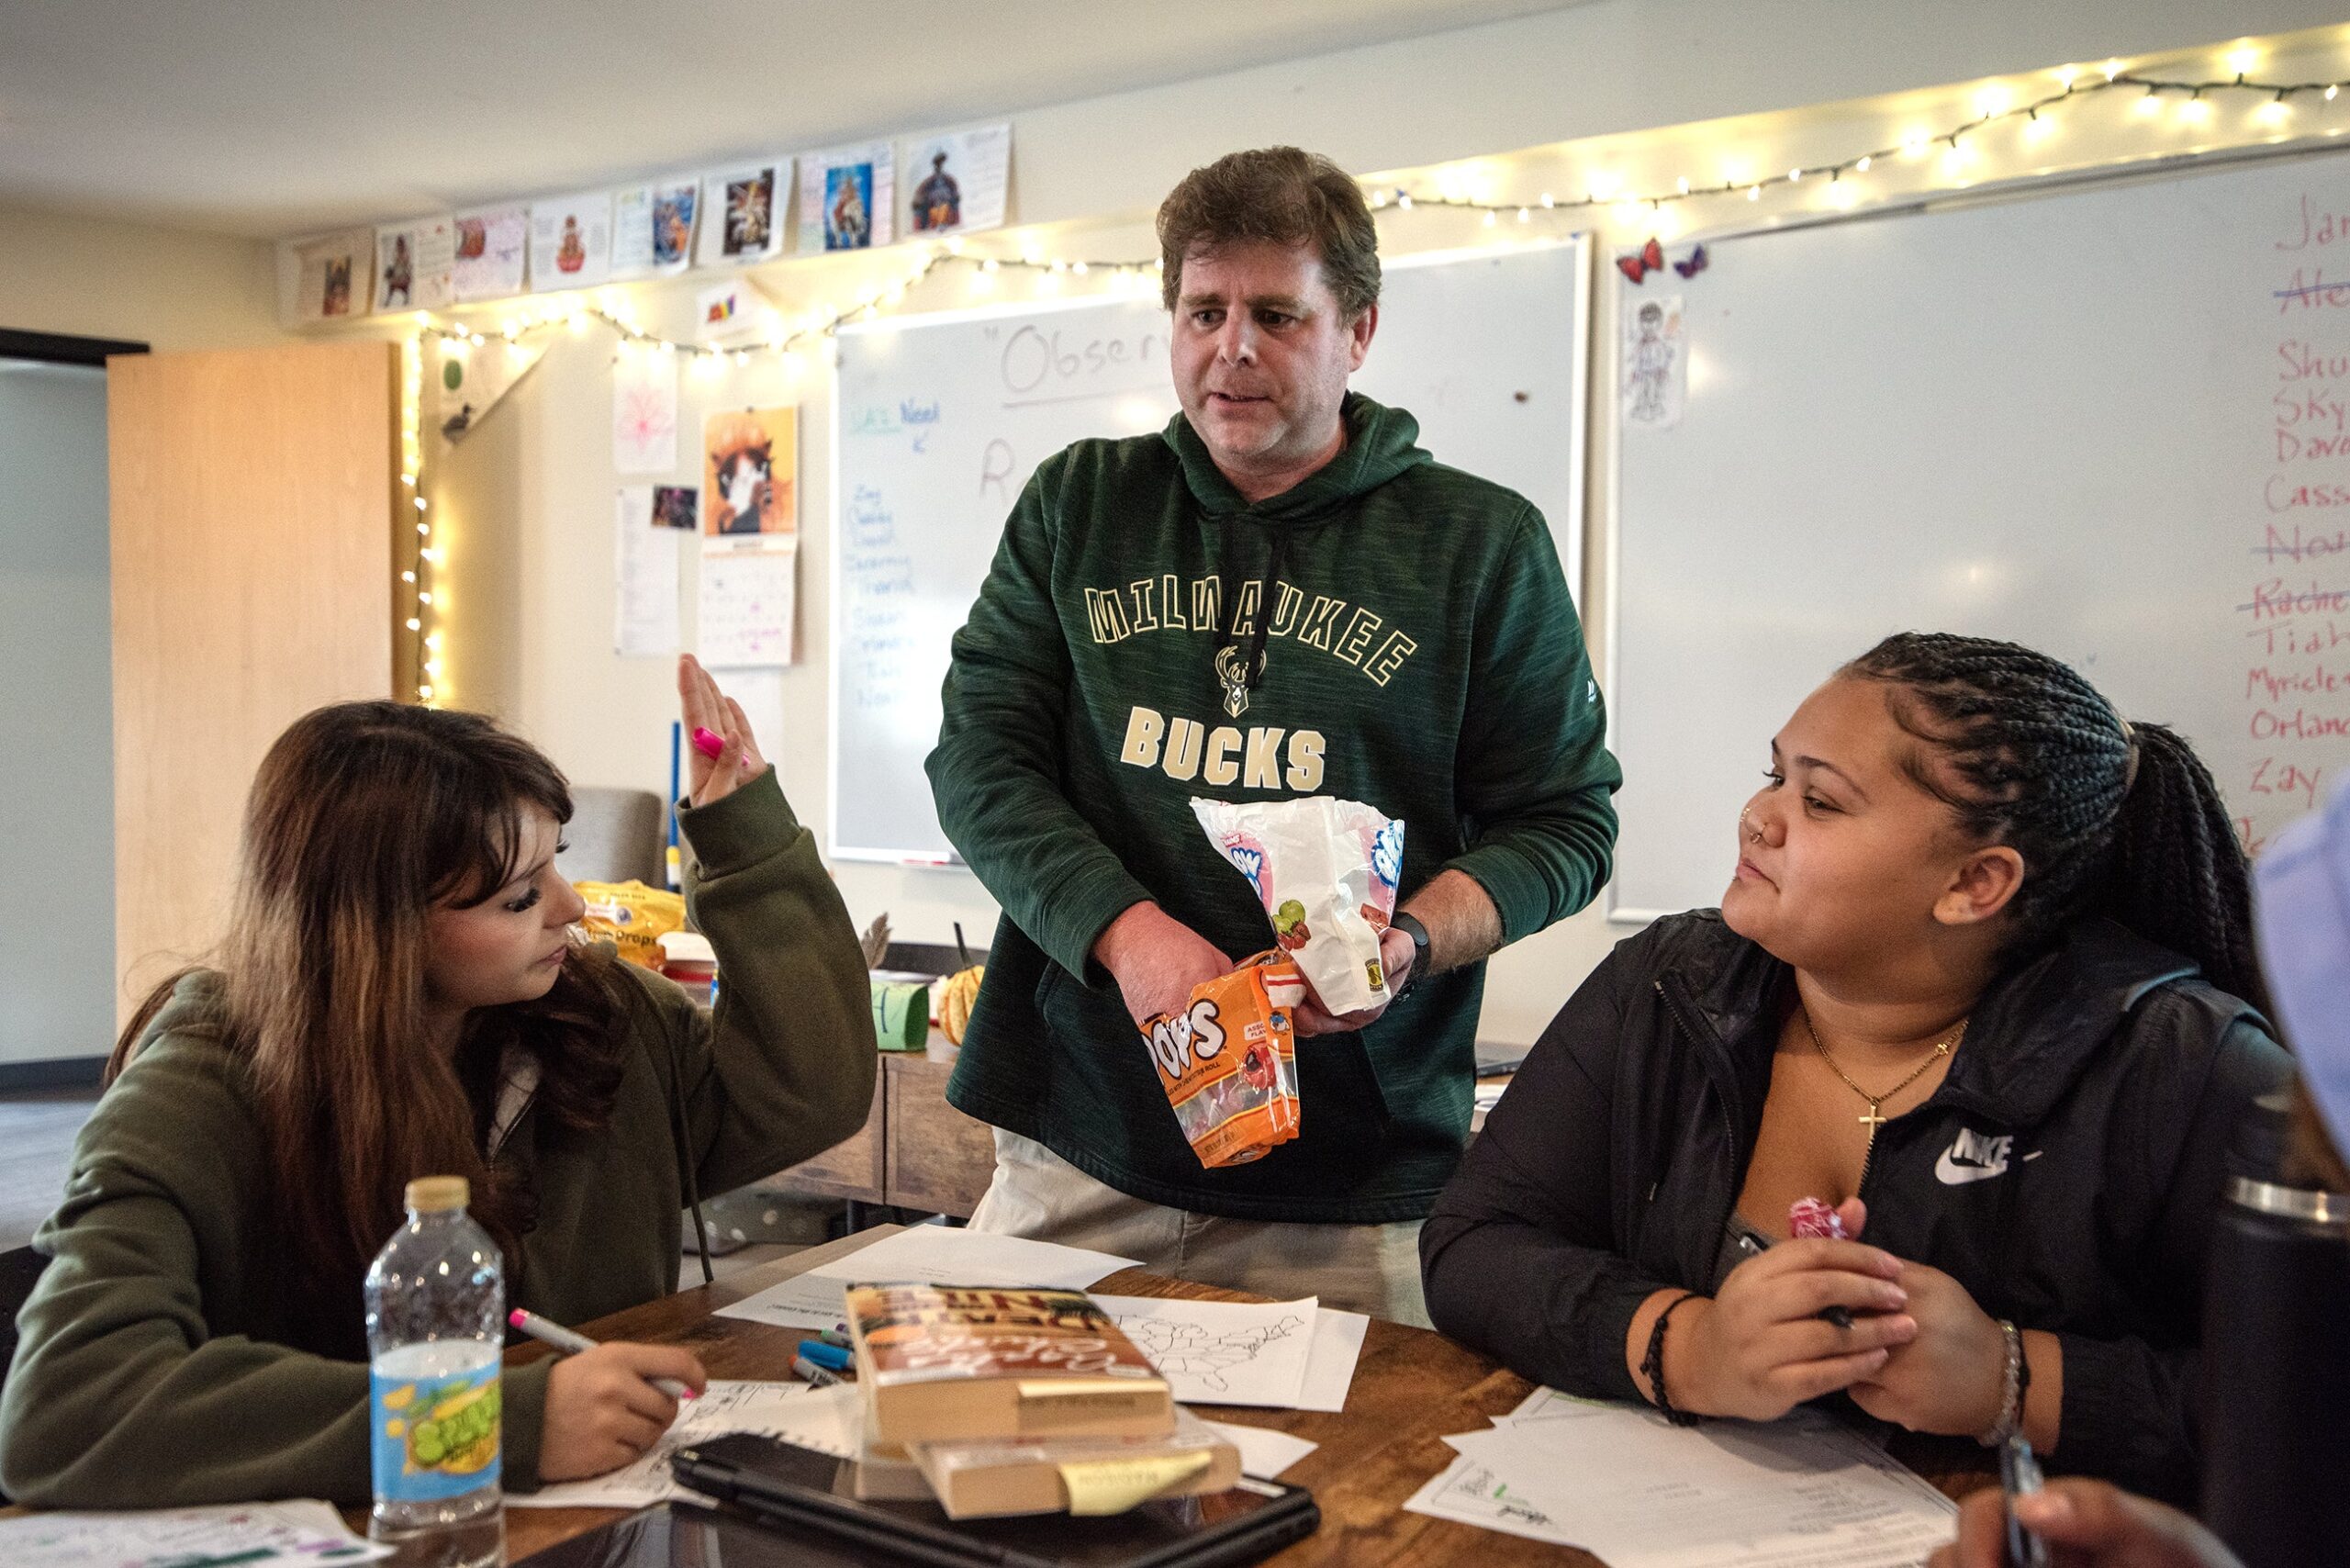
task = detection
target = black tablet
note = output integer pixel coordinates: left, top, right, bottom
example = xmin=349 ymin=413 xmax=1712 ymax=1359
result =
xmin=513 ymin=1431 xmax=1319 ymax=1568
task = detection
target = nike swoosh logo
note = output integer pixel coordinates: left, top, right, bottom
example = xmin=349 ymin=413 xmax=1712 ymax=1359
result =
xmin=1934 ymin=1148 xmax=2010 ymax=1185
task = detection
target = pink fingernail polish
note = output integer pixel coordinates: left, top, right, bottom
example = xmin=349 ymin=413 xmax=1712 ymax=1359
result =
xmin=691 ymin=726 xmax=725 ymax=759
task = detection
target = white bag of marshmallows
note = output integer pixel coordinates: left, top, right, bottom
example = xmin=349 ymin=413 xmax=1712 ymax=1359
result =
xmin=1191 ymin=796 xmax=1405 ymax=1017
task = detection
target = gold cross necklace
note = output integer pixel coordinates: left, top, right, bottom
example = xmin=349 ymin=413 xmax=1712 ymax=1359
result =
xmin=1800 ymin=1007 xmax=1966 ymax=1175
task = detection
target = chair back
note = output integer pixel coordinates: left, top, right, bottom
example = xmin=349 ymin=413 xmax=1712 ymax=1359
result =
xmin=557 ymin=787 xmax=666 ymax=887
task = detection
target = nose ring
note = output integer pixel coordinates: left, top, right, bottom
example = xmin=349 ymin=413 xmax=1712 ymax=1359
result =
xmin=1740 ymin=807 xmax=1762 ymax=845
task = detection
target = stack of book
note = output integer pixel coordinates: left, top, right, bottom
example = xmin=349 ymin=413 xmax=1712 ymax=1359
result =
xmin=844 ymin=1282 xmax=1241 ymax=1519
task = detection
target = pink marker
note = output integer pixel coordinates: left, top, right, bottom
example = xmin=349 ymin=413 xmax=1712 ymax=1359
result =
xmin=1789 ymin=1197 xmax=1847 ymax=1240
xmin=690 ymin=725 xmax=726 ymax=759
xmin=1790 ymin=1198 xmax=1856 ymax=1328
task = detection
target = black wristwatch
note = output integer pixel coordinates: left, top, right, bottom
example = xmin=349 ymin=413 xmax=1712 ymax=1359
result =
xmin=1390 ymin=912 xmax=1431 ymax=997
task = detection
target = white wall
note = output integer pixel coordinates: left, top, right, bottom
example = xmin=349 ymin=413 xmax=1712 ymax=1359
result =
xmin=0 ymin=205 xmax=282 ymax=350
xmin=424 ymin=0 xmax=2350 ymax=1046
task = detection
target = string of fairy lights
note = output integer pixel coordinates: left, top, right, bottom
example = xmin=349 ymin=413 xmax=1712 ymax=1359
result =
xmin=394 ymin=49 xmax=2350 ymax=706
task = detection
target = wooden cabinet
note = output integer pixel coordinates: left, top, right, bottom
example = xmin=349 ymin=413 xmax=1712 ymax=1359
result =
xmin=884 ymin=1053 xmax=1000 ymax=1217
xmin=773 ymin=1040 xmax=998 ymax=1219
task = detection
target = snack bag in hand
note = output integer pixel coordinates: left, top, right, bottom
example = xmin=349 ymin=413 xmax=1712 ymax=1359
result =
xmin=1139 ymin=953 xmax=1305 ymax=1169
xmin=1191 ymin=796 xmax=1404 ymax=1018
xmin=575 ymin=879 xmax=687 ymax=970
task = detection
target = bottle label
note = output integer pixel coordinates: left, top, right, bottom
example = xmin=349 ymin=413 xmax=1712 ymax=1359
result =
xmin=372 ymin=1350 xmax=502 ymax=1502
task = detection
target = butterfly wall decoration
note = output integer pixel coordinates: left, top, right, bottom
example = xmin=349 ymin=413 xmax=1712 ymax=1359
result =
xmin=1619 ymin=238 xmax=1709 ymax=284
xmin=1616 ymin=238 xmax=1664 ymax=283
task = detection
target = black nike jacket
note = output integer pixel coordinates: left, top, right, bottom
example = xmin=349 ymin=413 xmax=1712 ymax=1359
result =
xmin=1421 ymin=911 xmax=2290 ymax=1504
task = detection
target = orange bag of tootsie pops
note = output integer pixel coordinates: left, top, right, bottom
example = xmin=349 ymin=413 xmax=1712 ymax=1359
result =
xmin=1138 ymin=953 xmax=1306 ymax=1169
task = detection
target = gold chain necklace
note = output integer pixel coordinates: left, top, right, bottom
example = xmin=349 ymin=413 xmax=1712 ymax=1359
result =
xmin=1800 ymin=1008 xmax=1966 ymax=1168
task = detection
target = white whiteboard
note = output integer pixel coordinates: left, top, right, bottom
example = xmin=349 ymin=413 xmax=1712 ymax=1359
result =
xmin=1610 ymin=146 xmax=2350 ymax=919
xmin=831 ymin=240 xmax=1590 ymax=863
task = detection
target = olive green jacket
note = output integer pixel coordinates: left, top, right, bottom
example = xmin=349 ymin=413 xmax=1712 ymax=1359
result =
xmin=0 ymin=769 xmax=875 ymax=1506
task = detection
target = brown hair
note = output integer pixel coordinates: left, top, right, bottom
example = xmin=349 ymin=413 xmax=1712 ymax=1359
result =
xmin=110 ymin=701 xmax=635 ymax=1303
xmin=1157 ymin=147 xmax=1380 ymax=319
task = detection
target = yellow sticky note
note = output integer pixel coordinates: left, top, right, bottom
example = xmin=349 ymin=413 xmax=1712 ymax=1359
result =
xmin=1057 ymin=1450 xmax=1214 ymax=1516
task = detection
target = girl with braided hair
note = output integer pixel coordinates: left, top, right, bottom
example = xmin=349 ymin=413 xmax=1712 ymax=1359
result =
xmin=1425 ymin=633 xmax=2289 ymax=1504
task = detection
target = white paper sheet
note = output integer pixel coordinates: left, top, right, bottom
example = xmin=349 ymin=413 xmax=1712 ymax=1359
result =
xmin=375 ymin=216 xmax=454 ymax=310
xmin=0 ymin=1499 xmax=391 ymax=1567
xmin=700 ymin=160 xmax=790 ymax=265
xmin=615 ymin=487 xmax=681 ymax=656
xmin=1434 ymin=1405 xmax=1956 ymax=1567
xmin=290 ymin=227 xmax=373 ymax=322
xmin=612 ymin=349 xmax=679 ymax=474
xmin=513 ymin=1381 xmax=847 ymax=1509
xmin=612 ymin=179 xmax=699 ymax=279
xmin=1201 ymin=1419 xmax=1318 ymax=1480
xmin=1295 ymin=1305 xmax=1369 ymax=1413
xmin=435 ymin=337 xmax=545 ymax=442
xmin=451 ymin=203 xmax=528 ymax=302
xmin=903 ymin=124 xmax=1011 ymax=239
xmin=696 ymin=541 xmax=796 ymax=668
xmin=800 ymin=141 xmax=895 ymax=252
xmin=1621 ymin=289 xmax=1687 ymax=431
xmin=715 ymin=1226 xmax=1140 ymax=1332
xmin=530 ymin=189 xmax=613 ymax=292
xmin=1404 ymin=1452 xmax=1584 ymax=1547
xmin=1091 ymin=1294 xmax=1316 ymax=1409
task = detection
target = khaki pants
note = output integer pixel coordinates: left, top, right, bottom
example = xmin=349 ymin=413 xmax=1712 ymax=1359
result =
xmin=966 ymin=1129 xmax=1430 ymax=1327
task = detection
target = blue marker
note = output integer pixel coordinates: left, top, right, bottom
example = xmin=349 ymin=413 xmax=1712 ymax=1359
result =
xmin=797 ymin=1338 xmax=853 ymax=1372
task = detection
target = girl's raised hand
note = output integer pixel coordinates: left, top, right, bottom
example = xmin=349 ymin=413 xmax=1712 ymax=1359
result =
xmin=678 ymin=654 xmax=770 ymax=808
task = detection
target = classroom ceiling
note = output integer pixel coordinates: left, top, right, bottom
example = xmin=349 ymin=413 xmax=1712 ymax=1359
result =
xmin=0 ymin=0 xmax=1584 ymax=239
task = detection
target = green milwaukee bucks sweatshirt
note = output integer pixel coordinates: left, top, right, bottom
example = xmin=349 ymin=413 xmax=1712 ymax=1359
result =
xmin=926 ymin=394 xmax=1620 ymax=1223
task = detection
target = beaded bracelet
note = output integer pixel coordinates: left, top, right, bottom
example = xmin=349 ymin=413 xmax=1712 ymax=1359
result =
xmin=1639 ymin=1291 xmax=1707 ymax=1428
xmin=1977 ymin=1318 xmax=2031 ymax=1447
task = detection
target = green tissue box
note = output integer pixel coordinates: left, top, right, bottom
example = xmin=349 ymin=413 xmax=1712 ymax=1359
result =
xmin=870 ymin=979 xmax=931 ymax=1051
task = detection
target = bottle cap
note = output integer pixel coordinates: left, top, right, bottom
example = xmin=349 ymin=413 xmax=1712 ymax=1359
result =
xmin=404 ymin=1176 xmax=470 ymax=1212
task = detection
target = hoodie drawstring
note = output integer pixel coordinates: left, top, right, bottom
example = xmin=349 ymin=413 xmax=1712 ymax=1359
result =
xmin=1214 ymin=520 xmax=1292 ymax=713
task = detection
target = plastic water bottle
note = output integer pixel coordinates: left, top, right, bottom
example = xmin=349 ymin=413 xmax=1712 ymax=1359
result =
xmin=365 ymin=1176 xmax=506 ymax=1568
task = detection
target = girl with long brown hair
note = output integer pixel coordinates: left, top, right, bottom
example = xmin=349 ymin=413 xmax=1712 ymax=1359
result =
xmin=0 ymin=656 xmax=875 ymax=1506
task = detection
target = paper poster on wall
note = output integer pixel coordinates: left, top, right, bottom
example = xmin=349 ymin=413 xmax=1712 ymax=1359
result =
xmin=292 ymin=228 xmax=374 ymax=321
xmin=614 ymin=487 xmax=683 ymax=657
xmin=800 ymin=142 xmax=893 ymax=252
xmin=699 ymin=159 xmax=790 ymax=266
xmin=612 ymin=348 xmax=678 ymax=474
xmin=703 ymin=407 xmax=797 ymax=546
xmin=436 ymin=337 xmax=546 ymax=440
xmin=375 ymin=218 xmax=454 ymax=311
xmin=903 ymin=124 xmax=1010 ymax=238
xmin=695 ymin=281 xmax=768 ymax=348
xmin=699 ymin=542 xmax=797 ymax=667
xmin=451 ymin=204 xmax=529 ymax=301
xmin=611 ymin=180 xmax=699 ymax=278
xmin=653 ymin=485 xmax=698 ymax=530
xmin=1620 ymin=292 xmax=1686 ymax=431
xmin=530 ymin=190 xmax=613 ymax=292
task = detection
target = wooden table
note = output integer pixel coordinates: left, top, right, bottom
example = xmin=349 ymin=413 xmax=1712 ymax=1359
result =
xmin=502 ymin=1226 xmax=1995 ymax=1566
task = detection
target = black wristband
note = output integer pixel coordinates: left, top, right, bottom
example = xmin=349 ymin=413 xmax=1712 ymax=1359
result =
xmin=1640 ymin=1292 xmax=1707 ymax=1428
xmin=1390 ymin=912 xmax=1431 ymax=998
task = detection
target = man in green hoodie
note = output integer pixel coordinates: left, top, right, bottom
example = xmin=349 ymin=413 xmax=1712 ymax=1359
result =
xmin=924 ymin=147 xmax=1619 ymax=1324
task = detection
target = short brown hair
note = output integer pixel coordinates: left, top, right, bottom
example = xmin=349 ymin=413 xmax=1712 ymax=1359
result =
xmin=1157 ymin=147 xmax=1380 ymax=319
